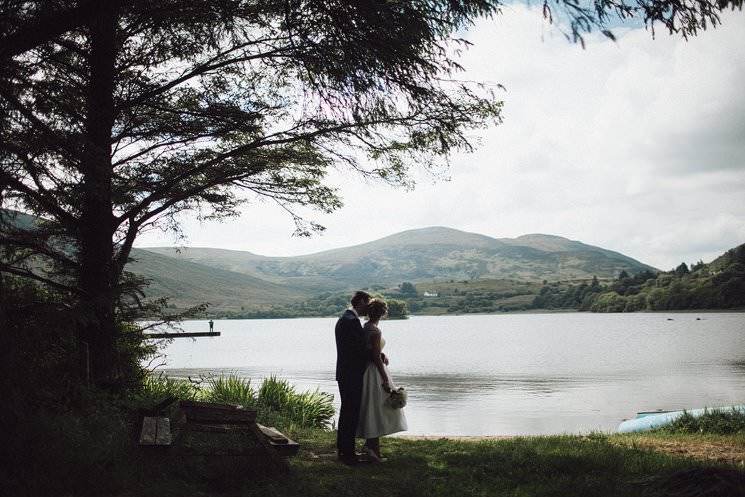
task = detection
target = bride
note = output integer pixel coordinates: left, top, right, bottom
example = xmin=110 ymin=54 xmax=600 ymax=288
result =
xmin=356 ymin=298 xmax=408 ymax=461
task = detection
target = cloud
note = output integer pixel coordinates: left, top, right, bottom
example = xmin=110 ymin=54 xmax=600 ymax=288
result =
xmin=135 ymin=6 xmax=745 ymax=271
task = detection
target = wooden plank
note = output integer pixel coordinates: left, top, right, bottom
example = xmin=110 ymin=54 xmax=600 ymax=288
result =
xmin=139 ymin=416 xmax=157 ymax=445
xmin=180 ymin=400 xmax=247 ymax=411
xmin=144 ymin=331 xmax=220 ymax=339
xmin=139 ymin=416 xmax=172 ymax=446
xmin=180 ymin=400 xmax=257 ymax=425
xmin=257 ymin=424 xmax=289 ymax=444
xmin=256 ymin=424 xmax=300 ymax=456
xmin=183 ymin=409 xmax=256 ymax=425
xmin=155 ymin=417 xmax=172 ymax=445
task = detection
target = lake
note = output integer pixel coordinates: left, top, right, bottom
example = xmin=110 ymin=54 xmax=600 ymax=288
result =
xmin=154 ymin=312 xmax=745 ymax=436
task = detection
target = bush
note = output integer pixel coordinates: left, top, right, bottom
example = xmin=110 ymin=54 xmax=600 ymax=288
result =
xmin=135 ymin=373 xmax=335 ymax=431
xmin=258 ymin=375 xmax=335 ymax=430
xmin=656 ymin=408 xmax=745 ymax=435
xmin=204 ymin=375 xmax=257 ymax=409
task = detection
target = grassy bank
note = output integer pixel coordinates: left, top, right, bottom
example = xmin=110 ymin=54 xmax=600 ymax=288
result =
xmin=246 ymin=430 xmax=745 ymax=497
xmin=5 ymin=418 xmax=745 ymax=496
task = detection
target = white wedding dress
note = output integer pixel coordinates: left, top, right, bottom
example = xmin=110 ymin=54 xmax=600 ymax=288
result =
xmin=356 ymin=322 xmax=408 ymax=438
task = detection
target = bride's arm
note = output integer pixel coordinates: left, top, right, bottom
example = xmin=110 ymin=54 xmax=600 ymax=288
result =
xmin=370 ymin=331 xmax=391 ymax=389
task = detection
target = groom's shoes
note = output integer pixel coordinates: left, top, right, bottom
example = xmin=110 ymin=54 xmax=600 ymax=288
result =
xmin=337 ymin=452 xmax=370 ymax=466
xmin=338 ymin=455 xmax=358 ymax=466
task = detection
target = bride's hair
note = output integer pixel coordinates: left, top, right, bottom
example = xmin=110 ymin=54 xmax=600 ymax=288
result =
xmin=367 ymin=299 xmax=388 ymax=322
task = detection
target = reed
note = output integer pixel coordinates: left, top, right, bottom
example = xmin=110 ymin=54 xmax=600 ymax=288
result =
xmin=204 ymin=375 xmax=257 ymax=409
xmin=136 ymin=373 xmax=335 ymax=431
xmin=290 ymin=389 xmax=336 ymax=429
xmin=136 ymin=372 xmax=202 ymax=403
xmin=258 ymin=375 xmax=294 ymax=412
xmin=657 ymin=408 xmax=745 ymax=435
xmin=257 ymin=375 xmax=336 ymax=430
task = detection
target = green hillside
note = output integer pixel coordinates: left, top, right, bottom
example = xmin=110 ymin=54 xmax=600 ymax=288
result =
xmin=128 ymin=248 xmax=307 ymax=313
xmin=534 ymin=243 xmax=745 ymax=312
xmin=141 ymin=227 xmax=655 ymax=294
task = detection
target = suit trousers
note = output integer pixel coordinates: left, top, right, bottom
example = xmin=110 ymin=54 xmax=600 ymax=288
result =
xmin=336 ymin=374 xmax=363 ymax=457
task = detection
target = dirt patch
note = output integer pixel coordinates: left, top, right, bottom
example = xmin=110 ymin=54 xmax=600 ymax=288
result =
xmin=615 ymin=436 xmax=745 ymax=466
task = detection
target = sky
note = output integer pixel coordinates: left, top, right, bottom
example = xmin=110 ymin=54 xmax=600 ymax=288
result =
xmin=134 ymin=5 xmax=745 ymax=271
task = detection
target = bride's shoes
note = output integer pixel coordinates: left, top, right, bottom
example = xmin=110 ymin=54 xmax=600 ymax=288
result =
xmin=362 ymin=446 xmax=388 ymax=463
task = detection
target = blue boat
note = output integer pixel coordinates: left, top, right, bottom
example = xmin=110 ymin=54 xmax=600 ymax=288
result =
xmin=618 ymin=406 xmax=745 ymax=433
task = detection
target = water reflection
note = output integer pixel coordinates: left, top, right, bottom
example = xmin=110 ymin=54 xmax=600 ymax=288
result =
xmin=394 ymin=372 xmax=614 ymax=398
xmin=729 ymin=360 xmax=745 ymax=375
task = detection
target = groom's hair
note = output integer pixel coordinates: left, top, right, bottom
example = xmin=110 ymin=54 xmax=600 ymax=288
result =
xmin=351 ymin=290 xmax=372 ymax=307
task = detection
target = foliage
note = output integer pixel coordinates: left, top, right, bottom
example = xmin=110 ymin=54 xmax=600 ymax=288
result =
xmin=386 ymin=298 xmax=410 ymax=319
xmin=135 ymin=373 xmax=336 ymax=431
xmin=400 ymin=282 xmax=418 ymax=296
xmin=205 ymin=375 xmax=258 ymax=409
xmin=532 ymin=244 xmax=745 ymax=312
xmin=1 ymin=399 xmax=139 ymax=497
xmin=257 ymin=375 xmax=336 ymax=430
xmin=655 ymin=409 xmax=745 ymax=435
xmin=131 ymin=373 xmax=202 ymax=405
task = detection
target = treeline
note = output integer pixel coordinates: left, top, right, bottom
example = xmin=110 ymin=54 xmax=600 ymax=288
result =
xmin=535 ymin=244 xmax=745 ymax=312
xmin=212 ymin=291 xmax=411 ymax=320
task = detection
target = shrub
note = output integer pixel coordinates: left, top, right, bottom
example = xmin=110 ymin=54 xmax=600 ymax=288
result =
xmin=204 ymin=375 xmax=257 ymax=409
xmin=656 ymin=408 xmax=745 ymax=435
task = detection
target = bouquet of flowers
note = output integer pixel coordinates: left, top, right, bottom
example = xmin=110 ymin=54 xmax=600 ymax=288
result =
xmin=383 ymin=384 xmax=408 ymax=409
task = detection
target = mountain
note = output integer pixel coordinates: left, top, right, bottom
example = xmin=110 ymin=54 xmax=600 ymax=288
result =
xmin=127 ymin=249 xmax=306 ymax=312
xmin=138 ymin=227 xmax=657 ymax=300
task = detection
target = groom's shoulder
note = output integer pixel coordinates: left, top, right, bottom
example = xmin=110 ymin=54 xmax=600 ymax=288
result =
xmin=336 ymin=309 xmax=356 ymax=324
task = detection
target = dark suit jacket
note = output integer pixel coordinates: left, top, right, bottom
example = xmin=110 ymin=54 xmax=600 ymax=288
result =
xmin=335 ymin=309 xmax=368 ymax=382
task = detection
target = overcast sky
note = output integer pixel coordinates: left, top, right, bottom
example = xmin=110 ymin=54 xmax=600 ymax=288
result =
xmin=135 ymin=5 xmax=745 ymax=271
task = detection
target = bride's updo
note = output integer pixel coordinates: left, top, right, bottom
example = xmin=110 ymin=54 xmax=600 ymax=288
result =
xmin=367 ymin=298 xmax=388 ymax=322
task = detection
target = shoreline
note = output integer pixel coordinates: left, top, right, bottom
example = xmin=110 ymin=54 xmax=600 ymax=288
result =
xmin=391 ymin=434 xmax=515 ymax=441
xmin=174 ymin=308 xmax=745 ymax=321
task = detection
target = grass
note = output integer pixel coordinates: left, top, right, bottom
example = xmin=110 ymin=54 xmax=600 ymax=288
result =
xmin=654 ymin=407 xmax=745 ymax=435
xmin=5 ymin=405 xmax=745 ymax=497
xmin=239 ymin=431 xmax=745 ymax=497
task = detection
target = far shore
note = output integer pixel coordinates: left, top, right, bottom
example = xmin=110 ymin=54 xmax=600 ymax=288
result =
xmin=182 ymin=308 xmax=745 ymax=321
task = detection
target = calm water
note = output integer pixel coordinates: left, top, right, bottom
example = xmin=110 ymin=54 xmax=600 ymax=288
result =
xmin=155 ymin=313 xmax=745 ymax=436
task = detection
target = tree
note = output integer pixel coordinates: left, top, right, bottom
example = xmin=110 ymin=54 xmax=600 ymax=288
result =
xmin=2 ymin=0 xmax=742 ymax=387
xmin=1 ymin=1 xmax=504 ymax=386
xmin=675 ymin=262 xmax=691 ymax=277
xmin=386 ymin=298 xmax=410 ymax=319
xmin=400 ymin=282 xmax=418 ymax=296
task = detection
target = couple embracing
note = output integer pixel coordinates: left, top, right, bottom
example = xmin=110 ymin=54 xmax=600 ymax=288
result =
xmin=335 ymin=291 xmax=408 ymax=465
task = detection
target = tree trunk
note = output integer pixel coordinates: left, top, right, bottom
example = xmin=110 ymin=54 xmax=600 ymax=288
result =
xmin=79 ymin=3 xmax=118 ymax=388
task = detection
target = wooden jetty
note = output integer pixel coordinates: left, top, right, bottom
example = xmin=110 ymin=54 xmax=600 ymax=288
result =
xmin=144 ymin=331 xmax=221 ymax=339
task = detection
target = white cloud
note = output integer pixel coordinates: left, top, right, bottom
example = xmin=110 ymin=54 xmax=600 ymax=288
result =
xmin=135 ymin=6 xmax=745 ymax=270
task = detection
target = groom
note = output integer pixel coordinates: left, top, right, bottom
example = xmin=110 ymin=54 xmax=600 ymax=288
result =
xmin=335 ymin=290 xmax=372 ymax=465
